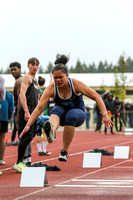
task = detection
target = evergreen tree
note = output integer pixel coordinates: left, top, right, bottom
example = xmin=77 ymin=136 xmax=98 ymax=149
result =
xmin=113 ymin=56 xmax=127 ymax=100
xmin=97 ymin=61 xmax=105 ymax=73
xmin=45 ymin=62 xmax=53 ymax=73
xmin=82 ymin=62 xmax=88 ymax=73
xmin=69 ymin=65 xmax=75 ymax=73
xmin=74 ymin=60 xmax=84 ymax=73
xmin=38 ymin=65 xmax=44 ymax=74
xmin=126 ymin=57 xmax=133 ymax=72
xmin=88 ymin=62 xmax=96 ymax=73
xmin=4 ymin=67 xmax=11 ymax=74
xmin=0 ymin=68 xmax=4 ymax=73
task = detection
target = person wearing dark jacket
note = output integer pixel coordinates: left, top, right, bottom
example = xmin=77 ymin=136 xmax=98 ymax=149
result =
xmin=95 ymin=104 xmax=102 ymax=132
xmin=0 ymin=90 xmax=14 ymax=166
xmin=114 ymin=96 xmax=124 ymax=132
xmin=104 ymin=92 xmax=116 ymax=135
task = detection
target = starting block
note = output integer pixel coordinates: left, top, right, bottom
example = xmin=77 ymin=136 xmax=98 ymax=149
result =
xmin=20 ymin=167 xmax=48 ymax=187
xmin=114 ymin=146 xmax=130 ymax=159
xmin=124 ymin=128 xmax=133 ymax=135
xmin=83 ymin=152 xmax=102 ymax=168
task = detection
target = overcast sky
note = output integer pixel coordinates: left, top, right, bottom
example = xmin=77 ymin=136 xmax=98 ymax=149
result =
xmin=0 ymin=0 xmax=133 ymax=72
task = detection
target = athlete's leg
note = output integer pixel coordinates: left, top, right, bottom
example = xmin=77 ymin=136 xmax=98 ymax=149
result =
xmin=62 ymin=108 xmax=85 ymax=152
xmin=49 ymin=114 xmax=60 ymax=132
xmin=62 ymin=125 xmax=75 ymax=151
xmin=0 ymin=133 xmax=6 ymax=160
xmin=0 ymin=121 xmax=8 ymax=162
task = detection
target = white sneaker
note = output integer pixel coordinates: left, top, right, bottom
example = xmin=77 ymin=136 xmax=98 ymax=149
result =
xmin=0 ymin=171 xmax=2 ymax=175
xmin=58 ymin=150 xmax=68 ymax=161
xmin=0 ymin=160 xmax=5 ymax=165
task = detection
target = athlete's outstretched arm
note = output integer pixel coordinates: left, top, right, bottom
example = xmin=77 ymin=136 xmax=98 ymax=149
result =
xmin=19 ymin=83 xmax=54 ymax=138
xmin=72 ymin=79 xmax=113 ymax=128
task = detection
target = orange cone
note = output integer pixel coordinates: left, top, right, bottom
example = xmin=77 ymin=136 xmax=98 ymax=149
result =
xmin=5 ymin=137 xmax=8 ymax=143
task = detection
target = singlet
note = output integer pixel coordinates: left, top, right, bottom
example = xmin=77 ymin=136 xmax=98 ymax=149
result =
xmin=54 ymin=78 xmax=85 ymax=111
xmin=19 ymin=79 xmax=38 ymax=114
xmin=38 ymin=87 xmax=48 ymax=115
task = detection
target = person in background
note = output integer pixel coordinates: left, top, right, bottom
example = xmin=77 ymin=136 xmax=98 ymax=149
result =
xmin=35 ymin=115 xmax=50 ymax=155
xmin=94 ymin=104 xmax=102 ymax=133
xmin=0 ymin=75 xmax=5 ymax=101
xmin=128 ymin=104 xmax=133 ymax=128
xmin=0 ymin=90 xmax=14 ymax=166
xmin=85 ymin=105 xmax=90 ymax=129
xmin=35 ymin=76 xmax=51 ymax=156
xmin=0 ymin=75 xmax=6 ymax=175
xmin=19 ymin=54 xmax=113 ymax=162
xmin=114 ymin=96 xmax=124 ymax=132
xmin=13 ymin=57 xmax=39 ymax=172
xmin=9 ymin=62 xmax=23 ymax=143
xmin=104 ymin=92 xmax=116 ymax=135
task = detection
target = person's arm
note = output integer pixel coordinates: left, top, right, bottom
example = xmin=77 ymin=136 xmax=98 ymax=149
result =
xmin=73 ymin=79 xmax=113 ymax=127
xmin=8 ymin=94 xmax=14 ymax=120
xmin=15 ymin=77 xmax=23 ymax=123
xmin=19 ymin=75 xmax=31 ymax=121
xmin=19 ymin=83 xmax=54 ymax=137
xmin=49 ymin=72 xmax=54 ymax=102
xmin=0 ymin=76 xmax=5 ymax=101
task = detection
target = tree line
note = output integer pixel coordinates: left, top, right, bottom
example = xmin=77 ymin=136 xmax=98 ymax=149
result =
xmin=0 ymin=54 xmax=133 ymax=74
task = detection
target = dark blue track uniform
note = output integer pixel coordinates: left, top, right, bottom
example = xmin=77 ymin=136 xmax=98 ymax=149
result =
xmin=51 ymin=78 xmax=86 ymax=127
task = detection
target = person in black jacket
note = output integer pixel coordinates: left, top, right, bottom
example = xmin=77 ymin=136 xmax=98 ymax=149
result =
xmin=114 ymin=96 xmax=124 ymax=132
xmin=104 ymin=92 xmax=116 ymax=135
xmin=94 ymin=104 xmax=102 ymax=132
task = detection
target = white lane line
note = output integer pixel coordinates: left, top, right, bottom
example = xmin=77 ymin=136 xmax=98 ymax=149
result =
xmin=113 ymin=166 xmax=133 ymax=168
xmin=72 ymin=179 xmax=133 ymax=182
xmin=55 ymin=179 xmax=133 ymax=188
xmin=55 ymin=185 xmax=133 ymax=188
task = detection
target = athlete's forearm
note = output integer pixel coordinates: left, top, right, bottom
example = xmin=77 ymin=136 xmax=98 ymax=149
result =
xmin=19 ymin=93 xmax=29 ymax=113
xmin=95 ymin=96 xmax=108 ymax=116
xmin=26 ymin=104 xmax=44 ymax=127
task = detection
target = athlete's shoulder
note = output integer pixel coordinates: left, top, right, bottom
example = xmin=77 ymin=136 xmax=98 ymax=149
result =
xmin=22 ymin=73 xmax=32 ymax=84
xmin=15 ymin=76 xmax=23 ymax=86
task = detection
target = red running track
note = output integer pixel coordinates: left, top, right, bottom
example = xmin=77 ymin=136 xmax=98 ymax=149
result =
xmin=1 ymin=129 xmax=133 ymax=200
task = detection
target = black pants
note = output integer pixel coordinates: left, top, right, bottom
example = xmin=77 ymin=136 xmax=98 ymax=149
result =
xmin=104 ymin=117 xmax=114 ymax=134
xmin=95 ymin=114 xmax=102 ymax=131
xmin=17 ymin=110 xmax=36 ymax=163
xmin=11 ymin=115 xmax=17 ymax=142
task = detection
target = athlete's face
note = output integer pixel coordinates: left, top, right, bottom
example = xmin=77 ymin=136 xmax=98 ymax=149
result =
xmin=53 ymin=70 xmax=68 ymax=88
xmin=28 ymin=63 xmax=39 ymax=75
xmin=10 ymin=66 xmax=21 ymax=79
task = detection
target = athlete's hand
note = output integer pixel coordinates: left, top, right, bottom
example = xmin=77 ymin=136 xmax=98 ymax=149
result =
xmin=102 ymin=114 xmax=113 ymax=128
xmin=24 ymin=111 xmax=30 ymax=122
xmin=19 ymin=125 xmax=30 ymax=138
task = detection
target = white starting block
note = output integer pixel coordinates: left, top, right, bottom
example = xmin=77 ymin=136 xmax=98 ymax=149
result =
xmin=124 ymin=128 xmax=133 ymax=135
xmin=20 ymin=167 xmax=48 ymax=187
xmin=114 ymin=146 xmax=130 ymax=159
xmin=83 ymin=153 xmax=102 ymax=168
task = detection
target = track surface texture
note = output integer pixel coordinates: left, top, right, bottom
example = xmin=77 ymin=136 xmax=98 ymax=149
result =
xmin=1 ymin=129 xmax=133 ymax=200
